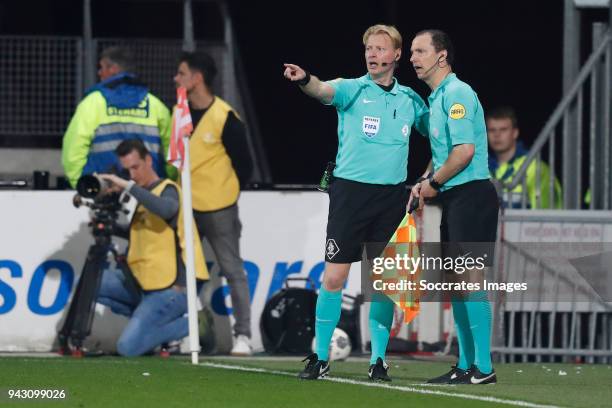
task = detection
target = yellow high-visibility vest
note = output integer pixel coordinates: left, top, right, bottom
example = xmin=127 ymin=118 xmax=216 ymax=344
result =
xmin=128 ymin=179 xmax=208 ymax=290
xmin=187 ymin=97 xmax=240 ymax=211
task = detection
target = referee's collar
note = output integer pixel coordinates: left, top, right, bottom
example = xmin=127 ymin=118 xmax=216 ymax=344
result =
xmin=430 ymin=73 xmax=457 ymax=99
xmin=363 ymin=73 xmax=399 ymax=95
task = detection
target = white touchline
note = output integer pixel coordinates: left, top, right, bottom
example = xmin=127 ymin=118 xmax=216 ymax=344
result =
xmin=200 ymin=362 xmax=561 ymax=408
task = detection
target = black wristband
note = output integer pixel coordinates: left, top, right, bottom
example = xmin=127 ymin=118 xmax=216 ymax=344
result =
xmin=428 ymin=174 xmax=443 ymax=191
xmin=296 ymin=71 xmax=311 ymax=87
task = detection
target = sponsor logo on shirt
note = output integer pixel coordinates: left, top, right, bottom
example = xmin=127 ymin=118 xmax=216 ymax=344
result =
xmin=449 ymin=103 xmax=466 ymax=119
xmin=402 ymin=124 xmax=409 ymax=137
xmin=362 ymin=116 xmax=380 ymax=137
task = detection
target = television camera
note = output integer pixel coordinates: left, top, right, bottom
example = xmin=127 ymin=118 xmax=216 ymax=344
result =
xmin=58 ymin=174 xmax=134 ymax=357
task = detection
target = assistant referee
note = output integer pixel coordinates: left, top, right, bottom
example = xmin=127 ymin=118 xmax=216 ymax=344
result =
xmin=409 ymin=29 xmax=499 ymax=385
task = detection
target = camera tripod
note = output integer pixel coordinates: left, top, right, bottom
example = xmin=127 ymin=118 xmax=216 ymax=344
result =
xmin=58 ymin=194 xmax=135 ymax=357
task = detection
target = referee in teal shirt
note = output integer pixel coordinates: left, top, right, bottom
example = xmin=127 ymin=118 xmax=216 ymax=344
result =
xmin=284 ymin=24 xmax=428 ymax=382
xmin=409 ymin=29 xmax=499 ymax=385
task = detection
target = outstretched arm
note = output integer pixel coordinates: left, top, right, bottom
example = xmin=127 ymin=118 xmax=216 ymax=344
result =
xmin=283 ymin=63 xmax=335 ymax=105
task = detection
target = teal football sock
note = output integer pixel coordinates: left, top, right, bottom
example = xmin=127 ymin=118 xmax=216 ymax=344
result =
xmin=465 ymin=291 xmax=493 ymax=374
xmin=315 ymin=287 xmax=343 ymax=361
xmin=369 ymin=297 xmax=394 ymax=365
xmin=451 ymin=298 xmax=475 ymax=370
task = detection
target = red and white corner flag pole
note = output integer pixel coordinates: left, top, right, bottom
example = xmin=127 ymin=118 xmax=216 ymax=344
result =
xmin=168 ymin=86 xmax=200 ymax=364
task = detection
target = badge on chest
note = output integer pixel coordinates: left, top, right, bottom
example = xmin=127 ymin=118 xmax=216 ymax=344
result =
xmin=362 ymin=116 xmax=380 ymax=138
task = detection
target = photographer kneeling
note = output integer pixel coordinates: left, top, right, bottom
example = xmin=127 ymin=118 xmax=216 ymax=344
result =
xmin=97 ymin=139 xmax=208 ymax=356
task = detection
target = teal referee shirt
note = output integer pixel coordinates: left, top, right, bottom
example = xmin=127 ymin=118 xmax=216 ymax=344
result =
xmin=326 ymin=74 xmax=429 ymax=185
xmin=427 ymin=73 xmax=489 ymax=191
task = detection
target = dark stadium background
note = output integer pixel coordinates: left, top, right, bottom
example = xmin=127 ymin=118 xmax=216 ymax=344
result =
xmin=1 ymin=0 xmax=608 ymax=184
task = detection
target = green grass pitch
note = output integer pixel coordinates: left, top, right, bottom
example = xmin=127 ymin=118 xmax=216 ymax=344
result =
xmin=0 ymin=356 xmax=611 ymax=407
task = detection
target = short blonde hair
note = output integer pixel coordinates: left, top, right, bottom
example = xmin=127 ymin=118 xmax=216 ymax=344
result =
xmin=362 ymin=24 xmax=402 ymax=50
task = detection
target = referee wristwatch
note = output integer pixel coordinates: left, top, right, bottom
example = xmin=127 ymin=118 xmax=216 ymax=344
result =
xmin=428 ymin=174 xmax=443 ymax=191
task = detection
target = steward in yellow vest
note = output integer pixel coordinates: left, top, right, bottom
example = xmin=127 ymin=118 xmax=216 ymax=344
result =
xmin=173 ymin=52 xmax=254 ymax=355
xmin=62 ymin=47 xmax=173 ymax=188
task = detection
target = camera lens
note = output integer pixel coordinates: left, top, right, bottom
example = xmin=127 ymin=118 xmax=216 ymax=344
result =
xmin=76 ymin=175 xmax=105 ymax=198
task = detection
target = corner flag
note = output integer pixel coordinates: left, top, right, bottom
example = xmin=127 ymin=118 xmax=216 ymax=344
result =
xmin=168 ymin=86 xmax=200 ymax=364
xmin=168 ymin=86 xmax=193 ymax=169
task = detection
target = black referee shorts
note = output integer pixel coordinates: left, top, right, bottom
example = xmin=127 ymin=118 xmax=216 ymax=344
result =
xmin=439 ymin=179 xmax=499 ymax=264
xmin=325 ymin=177 xmax=408 ymax=264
